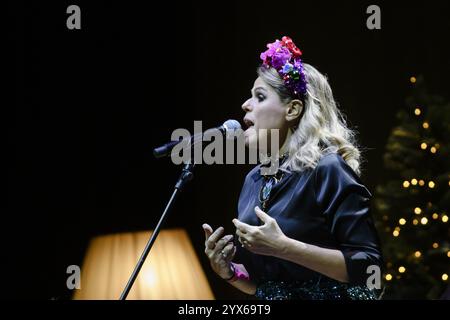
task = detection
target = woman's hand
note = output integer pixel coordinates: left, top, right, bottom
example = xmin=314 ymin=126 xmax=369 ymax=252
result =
xmin=232 ymin=206 xmax=287 ymax=257
xmin=202 ymin=223 xmax=236 ymax=280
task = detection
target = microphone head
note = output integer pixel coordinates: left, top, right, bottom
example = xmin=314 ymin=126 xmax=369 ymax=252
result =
xmin=222 ymin=119 xmax=241 ymax=132
xmin=221 ymin=119 xmax=242 ymax=140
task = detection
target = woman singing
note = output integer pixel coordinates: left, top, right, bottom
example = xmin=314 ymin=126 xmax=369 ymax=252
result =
xmin=202 ymin=36 xmax=382 ymax=300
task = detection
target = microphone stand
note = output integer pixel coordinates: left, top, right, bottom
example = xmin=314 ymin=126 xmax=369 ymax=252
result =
xmin=119 ymin=162 xmax=195 ymax=300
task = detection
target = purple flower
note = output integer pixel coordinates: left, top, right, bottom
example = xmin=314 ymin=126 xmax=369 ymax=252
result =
xmin=271 ymin=48 xmax=292 ymax=69
xmin=293 ymin=58 xmax=303 ymax=69
xmin=260 ymin=40 xmax=291 ymax=67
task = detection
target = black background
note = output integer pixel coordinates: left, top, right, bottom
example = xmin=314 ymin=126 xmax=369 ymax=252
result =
xmin=9 ymin=0 xmax=450 ymax=299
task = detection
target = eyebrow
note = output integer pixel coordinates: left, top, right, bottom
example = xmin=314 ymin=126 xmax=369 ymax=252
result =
xmin=251 ymin=87 xmax=267 ymax=93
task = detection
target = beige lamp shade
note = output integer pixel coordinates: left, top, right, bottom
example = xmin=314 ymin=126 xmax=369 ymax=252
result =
xmin=73 ymin=228 xmax=215 ymax=300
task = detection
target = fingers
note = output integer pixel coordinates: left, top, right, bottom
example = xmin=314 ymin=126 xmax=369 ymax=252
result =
xmin=215 ymin=235 xmax=234 ymax=251
xmin=214 ymin=242 xmax=235 ymax=263
xmin=205 ymin=226 xmax=224 ymax=249
xmin=221 ymin=242 xmax=234 ymax=256
xmin=235 ymin=229 xmax=250 ymax=248
xmin=209 ymin=227 xmax=225 ymax=243
xmin=232 ymin=219 xmax=253 ymax=234
xmin=236 ymin=229 xmax=246 ymax=239
xmin=231 ymin=245 xmax=237 ymax=259
xmin=202 ymin=223 xmax=213 ymax=240
xmin=254 ymin=206 xmax=271 ymax=224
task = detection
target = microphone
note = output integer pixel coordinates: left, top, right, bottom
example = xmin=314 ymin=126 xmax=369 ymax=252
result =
xmin=153 ymin=119 xmax=242 ymax=158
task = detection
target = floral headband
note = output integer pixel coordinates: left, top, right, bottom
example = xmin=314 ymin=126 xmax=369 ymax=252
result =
xmin=260 ymin=36 xmax=307 ymax=101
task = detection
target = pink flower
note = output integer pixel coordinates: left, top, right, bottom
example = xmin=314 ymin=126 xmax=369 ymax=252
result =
xmin=260 ymin=40 xmax=292 ymax=68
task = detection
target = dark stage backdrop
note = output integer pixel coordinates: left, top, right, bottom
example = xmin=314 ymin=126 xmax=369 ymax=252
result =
xmin=9 ymin=0 xmax=450 ymax=299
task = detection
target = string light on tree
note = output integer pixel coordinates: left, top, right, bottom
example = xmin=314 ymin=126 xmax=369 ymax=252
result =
xmin=374 ymin=74 xmax=449 ymax=298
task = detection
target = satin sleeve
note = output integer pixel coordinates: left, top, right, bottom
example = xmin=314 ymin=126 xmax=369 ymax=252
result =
xmin=314 ymin=154 xmax=383 ymax=285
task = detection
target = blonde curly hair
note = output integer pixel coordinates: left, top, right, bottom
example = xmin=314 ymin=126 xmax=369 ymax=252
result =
xmin=258 ymin=63 xmax=361 ymax=175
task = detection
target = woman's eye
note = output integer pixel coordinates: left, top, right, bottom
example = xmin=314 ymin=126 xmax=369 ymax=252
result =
xmin=257 ymin=94 xmax=265 ymax=102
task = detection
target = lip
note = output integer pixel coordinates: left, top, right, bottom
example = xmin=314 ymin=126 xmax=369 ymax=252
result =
xmin=243 ymin=117 xmax=255 ymax=128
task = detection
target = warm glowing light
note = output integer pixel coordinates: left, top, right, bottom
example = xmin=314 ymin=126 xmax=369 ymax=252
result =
xmin=428 ymin=181 xmax=435 ymax=188
xmin=398 ymin=266 xmax=406 ymax=273
xmin=393 ymin=230 xmax=400 ymax=237
xmin=142 ymin=267 xmax=157 ymax=286
xmin=385 ymin=274 xmax=393 ymax=281
xmin=442 ymin=215 xmax=449 ymax=223
xmin=414 ymin=107 xmax=421 ymax=115
xmin=422 ymin=122 xmax=429 ymax=129
xmin=414 ymin=207 xmax=422 ymax=214
xmin=420 ymin=217 xmax=428 ymax=225
xmin=443 ymin=274 xmax=449 ymax=281
xmin=72 ymin=229 xmax=214 ymax=300
xmin=419 ymin=180 xmax=425 ymax=186
xmin=410 ymin=77 xmax=417 ymax=84
xmin=420 ymin=142 xmax=427 ymax=150
xmin=414 ymin=251 xmax=421 ymax=258
xmin=447 ymin=251 xmax=450 ymax=258
xmin=430 ymin=146 xmax=437 ymax=153
xmin=411 ymin=179 xmax=418 ymax=185
xmin=413 ymin=219 xmax=419 ymax=225
xmin=399 ymin=218 xmax=406 ymax=225
xmin=432 ymin=213 xmax=439 ymax=219
xmin=403 ymin=181 xmax=410 ymax=188
xmin=432 ymin=242 xmax=439 ymax=249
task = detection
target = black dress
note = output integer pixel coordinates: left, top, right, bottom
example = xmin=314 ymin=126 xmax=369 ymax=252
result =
xmin=234 ymin=153 xmax=383 ymax=300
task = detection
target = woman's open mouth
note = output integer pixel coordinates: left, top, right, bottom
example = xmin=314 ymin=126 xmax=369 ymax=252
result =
xmin=243 ymin=118 xmax=254 ymax=129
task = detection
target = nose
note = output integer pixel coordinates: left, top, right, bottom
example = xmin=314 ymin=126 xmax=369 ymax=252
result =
xmin=241 ymin=98 xmax=252 ymax=113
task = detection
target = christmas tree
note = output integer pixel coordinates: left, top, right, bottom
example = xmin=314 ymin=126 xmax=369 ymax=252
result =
xmin=374 ymin=76 xmax=450 ymax=299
